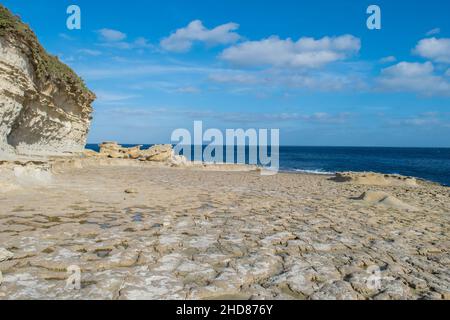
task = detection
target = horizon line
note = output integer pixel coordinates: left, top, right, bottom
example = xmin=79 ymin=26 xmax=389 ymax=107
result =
xmin=86 ymin=143 xmax=450 ymax=149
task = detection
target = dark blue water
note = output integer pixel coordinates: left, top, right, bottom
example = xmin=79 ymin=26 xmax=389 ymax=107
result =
xmin=86 ymin=144 xmax=450 ymax=186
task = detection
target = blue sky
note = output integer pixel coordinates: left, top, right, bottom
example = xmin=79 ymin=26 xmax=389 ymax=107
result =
xmin=3 ymin=0 xmax=450 ymax=146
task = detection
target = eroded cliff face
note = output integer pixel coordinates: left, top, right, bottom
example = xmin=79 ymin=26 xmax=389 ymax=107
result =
xmin=0 ymin=5 xmax=95 ymax=157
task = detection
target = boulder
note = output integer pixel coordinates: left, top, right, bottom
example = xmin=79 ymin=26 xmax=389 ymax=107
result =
xmin=127 ymin=146 xmax=142 ymax=159
xmin=99 ymin=142 xmax=143 ymax=159
xmin=355 ymin=191 xmax=418 ymax=211
xmin=139 ymin=144 xmax=174 ymax=162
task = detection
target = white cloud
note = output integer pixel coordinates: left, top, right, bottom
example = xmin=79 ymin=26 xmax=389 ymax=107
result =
xmin=78 ymin=49 xmax=102 ymax=56
xmin=208 ymin=72 xmax=260 ymax=84
xmin=377 ymin=61 xmax=450 ymax=96
xmin=426 ymin=28 xmax=441 ymax=36
xmin=174 ymin=86 xmax=200 ymax=94
xmin=96 ymin=91 xmax=139 ymax=103
xmin=79 ymin=63 xmax=222 ymax=81
xmin=382 ymin=61 xmax=434 ymax=77
xmin=98 ymin=37 xmax=154 ymax=50
xmin=413 ymin=37 xmax=450 ymax=63
xmin=220 ymin=35 xmax=360 ymax=68
xmin=133 ymin=37 xmax=154 ymax=49
xmin=176 ymin=110 xmax=352 ymax=124
xmin=96 ymin=29 xmax=153 ymax=50
xmin=59 ymin=33 xmax=74 ymax=40
xmin=160 ymin=20 xmax=241 ymax=52
xmin=97 ymin=28 xmax=127 ymax=42
xmin=208 ymin=67 xmax=367 ymax=92
xmin=105 ymin=107 xmax=352 ymax=125
xmin=282 ymin=72 xmax=366 ymax=91
xmin=99 ymin=42 xmax=132 ymax=50
xmin=387 ymin=112 xmax=450 ymax=128
xmin=379 ymin=56 xmax=396 ymax=63
xmin=226 ymin=111 xmax=350 ymax=124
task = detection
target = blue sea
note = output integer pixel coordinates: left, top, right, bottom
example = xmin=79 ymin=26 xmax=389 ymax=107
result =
xmin=86 ymin=144 xmax=450 ymax=186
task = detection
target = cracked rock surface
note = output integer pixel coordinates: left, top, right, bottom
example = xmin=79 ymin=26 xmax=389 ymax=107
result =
xmin=0 ymin=164 xmax=449 ymax=300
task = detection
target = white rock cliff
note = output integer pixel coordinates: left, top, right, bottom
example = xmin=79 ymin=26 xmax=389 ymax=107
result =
xmin=0 ymin=5 xmax=95 ymax=157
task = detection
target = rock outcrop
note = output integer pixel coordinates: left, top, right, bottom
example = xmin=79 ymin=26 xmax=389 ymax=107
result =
xmin=138 ymin=144 xmax=173 ymax=162
xmin=331 ymin=172 xmax=418 ymax=187
xmin=355 ymin=191 xmax=419 ymax=211
xmin=98 ymin=142 xmax=142 ymax=159
xmin=0 ymin=5 xmax=95 ymax=157
xmin=90 ymin=142 xmax=188 ymax=166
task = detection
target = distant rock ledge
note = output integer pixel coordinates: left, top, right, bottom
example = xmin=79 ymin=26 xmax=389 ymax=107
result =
xmin=0 ymin=5 xmax=95 ymax=157
xmin=85 ymin=142 xmax=189 ymax=166
xmin=330 ymin=172 xmax=419 ymax=187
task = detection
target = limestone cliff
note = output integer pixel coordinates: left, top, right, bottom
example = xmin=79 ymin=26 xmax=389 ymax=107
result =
xmin=0 ymin=5 xmax=95 ymax=157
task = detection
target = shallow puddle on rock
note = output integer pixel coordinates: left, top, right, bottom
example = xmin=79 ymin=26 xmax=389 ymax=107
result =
xmin=95 ymin=249 xmax=112 ymax=258
xmin=132 ymin=213 xmax=143 ymax=222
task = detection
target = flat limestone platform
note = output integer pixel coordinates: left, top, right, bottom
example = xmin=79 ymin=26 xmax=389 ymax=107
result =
xmin=0 ymin=163 xmax=449 ymax=300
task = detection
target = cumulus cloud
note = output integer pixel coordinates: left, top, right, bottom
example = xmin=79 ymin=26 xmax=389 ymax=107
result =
xmin=97 ymin=28 xmax=127 ymax=42
xmin=377 ymin=61 xmax=450 ymax=96
xmin=160 ymin=20 xmax=241 ymax=52
xmin=220 ymin=35 xmax=361 ymax=68
xmin=95 ymin=28 xmax=154 ymax=50
xmin=413 ymin=37 xmax=450 ymax=63
xmin=382 ymin=61 xmax=434 ymax=77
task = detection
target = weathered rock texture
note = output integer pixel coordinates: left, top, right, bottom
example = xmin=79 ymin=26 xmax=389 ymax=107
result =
xmin=98 ymin=142 xmax=143 ymax=159
xmin=94 ymin=142 xmax=188 ymax=166
xmin=0 ymin=163 xmax=449 ymax=300
xmin=0 ymin=5 xmax=95 ymax=157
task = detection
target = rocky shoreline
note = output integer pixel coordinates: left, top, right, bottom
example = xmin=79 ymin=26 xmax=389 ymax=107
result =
xmin=0 ymin=156 xmax=449 ymax=300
